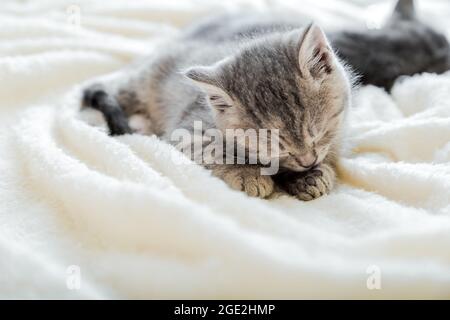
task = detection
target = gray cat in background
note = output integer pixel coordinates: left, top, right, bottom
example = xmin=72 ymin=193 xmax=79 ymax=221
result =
xmin=82 ymin=0 xmax=449 ymax=201
xmin=330 ymin=0 xmax=450 ymax=90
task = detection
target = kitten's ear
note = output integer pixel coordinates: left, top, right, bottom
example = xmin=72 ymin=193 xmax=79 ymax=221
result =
xmin=185 ymin=66 xmax=234 ymax=111
xmin=392 ymin=0 xmax=416 ymax=21
xmin=298 ymin=23 xmax=334 ymax=79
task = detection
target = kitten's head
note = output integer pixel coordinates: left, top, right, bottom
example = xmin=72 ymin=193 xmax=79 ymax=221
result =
xmin=185 ymin=24 xmax=351 ymax=172
xmin=386 ymin=0 xmax=450 ymax=75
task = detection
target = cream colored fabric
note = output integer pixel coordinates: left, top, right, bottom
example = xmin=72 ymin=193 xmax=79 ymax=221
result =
xmin=0 ymin=0 xmax=449 ymax=299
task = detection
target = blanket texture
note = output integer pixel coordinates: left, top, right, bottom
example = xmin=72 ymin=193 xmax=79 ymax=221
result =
xmin=1 ymin=0 xmax=450 ymax=299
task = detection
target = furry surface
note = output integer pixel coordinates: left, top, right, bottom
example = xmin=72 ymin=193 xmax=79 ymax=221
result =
xmin=0 ymin=0 xmax=450 ymax=299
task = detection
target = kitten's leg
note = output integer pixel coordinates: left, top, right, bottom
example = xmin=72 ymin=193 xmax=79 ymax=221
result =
xmin=209 ymin=164 xmax=274 ymax=198
xmin=82 ymin=63 xmax=156 ymax=136
xmin=82 ymin=84 xmax=132 ymax=135
xmin=275 ymin=155 xmax=337 ymax=201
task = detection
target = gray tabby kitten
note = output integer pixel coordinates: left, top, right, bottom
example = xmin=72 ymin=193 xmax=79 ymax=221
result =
xmin=83 ymin=22 xmax=352 ymax=200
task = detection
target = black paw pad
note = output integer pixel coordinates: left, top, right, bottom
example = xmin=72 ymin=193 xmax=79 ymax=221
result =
xmin=305 ymin=176 xmax=316 ymax=186
xmin=310 ymin=169 xmax=323 ymax=177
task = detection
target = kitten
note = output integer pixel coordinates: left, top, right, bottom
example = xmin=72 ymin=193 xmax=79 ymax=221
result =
xmin=82 ymin=23 xmax=352 ymax=200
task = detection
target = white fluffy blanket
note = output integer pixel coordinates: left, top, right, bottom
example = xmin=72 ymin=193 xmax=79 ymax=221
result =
xmin=1 ymin=0 xmax=450 ymax=299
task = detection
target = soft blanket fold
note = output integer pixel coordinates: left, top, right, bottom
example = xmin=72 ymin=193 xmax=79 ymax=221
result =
xmin=0 ymin=0 xmax=449 ymax=299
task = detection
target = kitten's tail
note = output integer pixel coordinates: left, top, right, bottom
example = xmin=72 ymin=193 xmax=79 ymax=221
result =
xmin=82 ymin=85 xmax=132 ymax=136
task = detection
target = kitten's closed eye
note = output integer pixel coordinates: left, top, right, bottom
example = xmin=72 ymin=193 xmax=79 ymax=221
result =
xmin=317 ymin=131 xmax=335 ymax=146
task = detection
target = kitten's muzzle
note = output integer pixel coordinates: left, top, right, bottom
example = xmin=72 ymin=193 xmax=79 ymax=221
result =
xmin=279 ymin=153 xmax=318 ymax=172
xmin=297 ymin=153 xmax=318 ymax=168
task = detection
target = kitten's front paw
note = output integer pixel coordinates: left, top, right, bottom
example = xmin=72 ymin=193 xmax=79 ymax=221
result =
xmin=279 ymin=164 xmax=335 ymax=201
xmin=213 ymin=165 xmax=274 ymax=198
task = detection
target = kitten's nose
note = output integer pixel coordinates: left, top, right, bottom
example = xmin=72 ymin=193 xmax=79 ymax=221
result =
xmin=298 ymin=153 xmax=317 ymax=169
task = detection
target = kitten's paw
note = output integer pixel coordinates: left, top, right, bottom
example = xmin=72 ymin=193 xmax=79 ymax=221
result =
xmin=82 ymin=84 xmax=106 ymax=109
xmin=281 ymin=164 xmax=335 ymax=201
xmin=213 ymin=166 xmax=274 ymax=198
xmin=82 ymin=84 xmax=132 ymax=136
